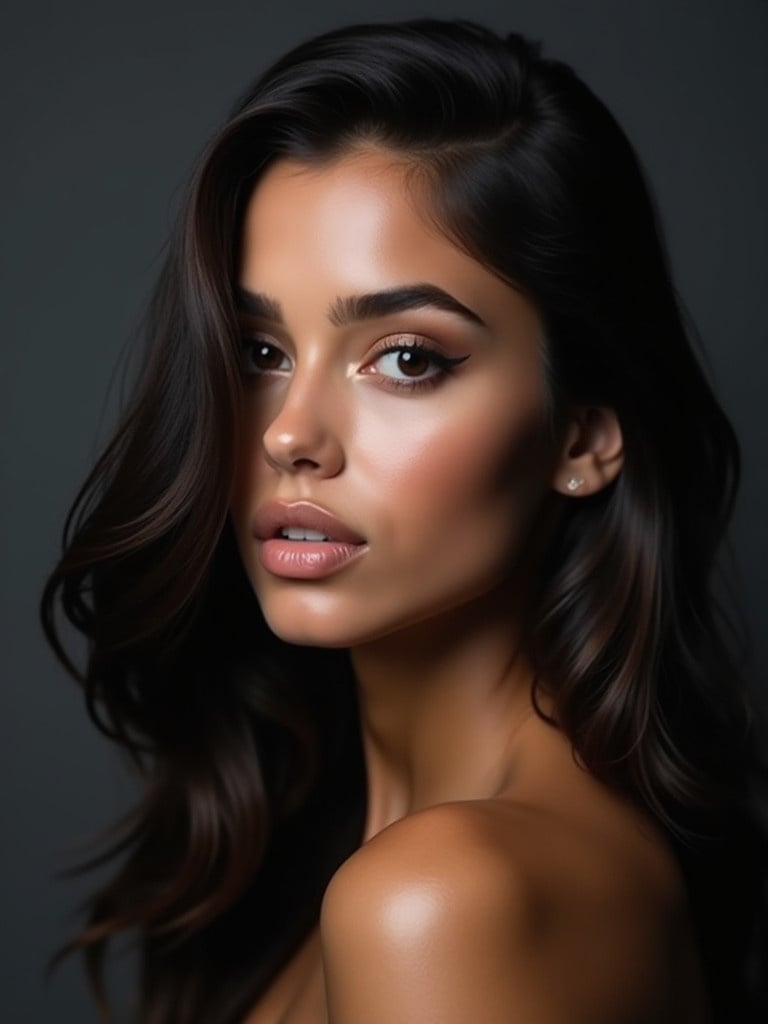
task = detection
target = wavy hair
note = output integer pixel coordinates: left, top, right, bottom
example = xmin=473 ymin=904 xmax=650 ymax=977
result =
xmin=41 ymin=19 xmax=767 ymax=1023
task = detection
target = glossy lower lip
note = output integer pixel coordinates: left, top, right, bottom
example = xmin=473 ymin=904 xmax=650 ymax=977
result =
xmin=259 ymin=539 xmax=368 ymax=579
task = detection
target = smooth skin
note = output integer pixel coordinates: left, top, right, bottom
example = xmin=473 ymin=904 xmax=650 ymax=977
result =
xmin=233 ymin=149 xmax=709 ymax=1024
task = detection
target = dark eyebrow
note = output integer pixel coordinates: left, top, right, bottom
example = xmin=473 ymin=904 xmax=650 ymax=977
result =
xmin=235 ymin=287 xmax=283 ymax=322
xmin=234 ymin=283 xmax=486 ymax=329
xmin=328 ymin=284 xmax=487 ymax=328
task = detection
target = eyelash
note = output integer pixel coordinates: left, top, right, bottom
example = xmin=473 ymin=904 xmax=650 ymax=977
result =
xmin=368 ymin=337 xmax=470 ymax=392
xmin=238 ymin=334 xmax=470 ymax=392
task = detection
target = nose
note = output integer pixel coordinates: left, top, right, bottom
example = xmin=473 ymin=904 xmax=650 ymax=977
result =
xmin=261 ymin=370 xmax=345 ymax=478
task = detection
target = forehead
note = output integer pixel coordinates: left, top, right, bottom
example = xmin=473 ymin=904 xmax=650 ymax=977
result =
xmin=241 ymin=149 xmax=481 ymax=299
xmin=237 ymin=150 xmax=536 ymax=338
xmin=240 ymin=149 xmax=457 ymax=276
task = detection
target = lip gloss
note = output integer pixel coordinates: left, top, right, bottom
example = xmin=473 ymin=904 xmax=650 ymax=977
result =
xmin=253 ymin=500 xmax=368 ymax=579
xmin=259 ymin=539 xmax=367 ymax=579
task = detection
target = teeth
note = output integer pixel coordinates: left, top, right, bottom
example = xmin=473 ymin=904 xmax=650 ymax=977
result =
xmin=280 ymin=527 xmax=330 ymax=542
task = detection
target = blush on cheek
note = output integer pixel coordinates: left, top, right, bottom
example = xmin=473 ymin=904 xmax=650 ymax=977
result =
xmin=350 ymin=419 xmax=552 ymax=632
xmin=383 ymin=402 xmax=551 ymax=522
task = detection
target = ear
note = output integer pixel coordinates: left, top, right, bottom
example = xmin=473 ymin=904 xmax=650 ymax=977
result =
xmin=551 ymin=406 xmax=624 ymax=497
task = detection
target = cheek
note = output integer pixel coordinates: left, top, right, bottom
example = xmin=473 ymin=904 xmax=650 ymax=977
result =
xmin=351 ymin=390 xmax=553 ymax=567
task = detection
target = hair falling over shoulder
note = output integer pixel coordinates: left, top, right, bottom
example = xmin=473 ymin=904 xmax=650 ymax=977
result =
xmin=41 ymin=18 xmax=767 ymax=1023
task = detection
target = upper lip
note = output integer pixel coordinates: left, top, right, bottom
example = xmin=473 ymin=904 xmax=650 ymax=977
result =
xmin=253 ymin=501 xmax=366 ymax=544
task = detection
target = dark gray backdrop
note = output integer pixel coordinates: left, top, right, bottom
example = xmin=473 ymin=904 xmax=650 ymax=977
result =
xmin=2 ymin=1 xmax=766 ymax=1021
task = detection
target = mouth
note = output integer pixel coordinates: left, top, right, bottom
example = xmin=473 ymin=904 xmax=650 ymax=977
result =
xmin=253 ymin=500 xmax=366 ymax=545
xmin=253 ymin=501 xmax=368 ymax=580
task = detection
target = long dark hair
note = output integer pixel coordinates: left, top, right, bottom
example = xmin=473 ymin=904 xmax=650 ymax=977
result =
xmin=42 ymin=19 xmax=767 ymax=1023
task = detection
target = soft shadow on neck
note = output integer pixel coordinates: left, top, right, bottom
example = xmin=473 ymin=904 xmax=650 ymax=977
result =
xmin=349 ymin=579 xmax=544 ymax=840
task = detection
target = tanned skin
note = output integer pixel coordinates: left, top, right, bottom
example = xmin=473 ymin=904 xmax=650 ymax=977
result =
xmin=234 ymin=150 xmax=709 ymax=1024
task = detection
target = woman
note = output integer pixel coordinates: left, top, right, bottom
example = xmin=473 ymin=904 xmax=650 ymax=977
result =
xmin=42 ymin=18 xmax=767 ymax=1024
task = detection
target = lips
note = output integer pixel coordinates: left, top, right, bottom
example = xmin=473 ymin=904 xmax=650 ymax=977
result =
xmin=252 ymin=501 xmax=368 ymax=580
xmin=253 ymin=501 xmax=366 ymax=544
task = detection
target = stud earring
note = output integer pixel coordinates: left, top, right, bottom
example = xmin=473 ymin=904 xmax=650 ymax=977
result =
xmin=566 ymin=477 xmax=584 ymax=492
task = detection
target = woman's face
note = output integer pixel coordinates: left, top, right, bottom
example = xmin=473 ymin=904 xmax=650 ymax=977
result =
xmin=231 ymin=148 xmax=560 ymax=648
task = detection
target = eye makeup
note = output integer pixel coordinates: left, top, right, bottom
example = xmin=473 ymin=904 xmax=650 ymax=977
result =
xmin=238 ymin=329 xmax=471 ymax=394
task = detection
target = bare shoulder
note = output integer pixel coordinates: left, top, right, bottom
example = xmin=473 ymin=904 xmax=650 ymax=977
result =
xmin=322 ymin=803 xmax=538 ymax=952
xmin=322 ymin=802 xmax=543 ymax=935
xmin=320 ymin=800 xmax=705 ymax=1024
xmin=321 ymin=797 xmax=685 ymax=937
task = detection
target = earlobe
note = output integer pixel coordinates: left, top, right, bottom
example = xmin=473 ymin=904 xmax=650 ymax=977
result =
xmin=552 ymin=406 xmax=624 ymax=497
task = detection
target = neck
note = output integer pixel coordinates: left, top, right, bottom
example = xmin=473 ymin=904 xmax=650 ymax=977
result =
xmin=350 ymin=582 xmax=541 ymax=842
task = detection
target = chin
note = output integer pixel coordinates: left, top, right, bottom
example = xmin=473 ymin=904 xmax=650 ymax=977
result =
xmin=258 ymin=600 xmax=367 ymax=650
xmin=257 ymin=593 xmax=468 ymax=652
xmin=266 ymin=623 xmax=354 ymax=650
xmin=259 ymin=597 xmax=429 ymax=651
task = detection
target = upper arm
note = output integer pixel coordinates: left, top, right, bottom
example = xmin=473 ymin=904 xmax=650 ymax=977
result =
xmin=319 ymin=805 xmax=555 ymax=1024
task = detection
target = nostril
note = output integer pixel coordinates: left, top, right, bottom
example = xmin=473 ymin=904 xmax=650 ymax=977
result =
xmin=261 ymin=419 xmax=344 ymax=478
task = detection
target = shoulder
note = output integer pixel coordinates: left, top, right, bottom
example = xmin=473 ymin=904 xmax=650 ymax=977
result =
xmin=322 ymin=802 xmax=537 ymax=955
xmin=322 ymin=801 xmax=538 ymax=935
xmin=321 ymin=797 xmax=681 ymax=935
xmin=320 ymin=803 xmax=539 ymax=1024
xmin=320 ymin=800 xmax=689 ymax=1024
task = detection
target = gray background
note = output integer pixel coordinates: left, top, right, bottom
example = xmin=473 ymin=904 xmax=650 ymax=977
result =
xmin=2 ymin=1 xmax=766 ymax=1020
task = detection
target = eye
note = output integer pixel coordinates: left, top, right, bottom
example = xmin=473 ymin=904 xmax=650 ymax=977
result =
xmin=364 ymin=338 xmax=470 ymax=390
xmin=373 ymin=347 xmax=442 ymax=381
xmin=240 ymin=336 xmax=292 ymax=376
